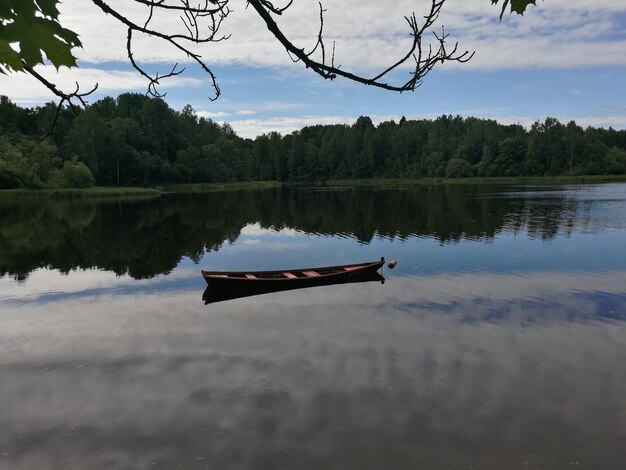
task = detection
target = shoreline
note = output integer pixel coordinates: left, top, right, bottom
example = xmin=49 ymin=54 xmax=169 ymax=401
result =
xmin=2 ymin=175 xmax=625 ymax=199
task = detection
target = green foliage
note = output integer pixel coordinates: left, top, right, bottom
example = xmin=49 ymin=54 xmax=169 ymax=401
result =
xmin=0 ymin=0 xmax=81 ymax=73
xmin=48 ymin=157 xmax=95 ymax=188
xmin=606 ymin=147 xmax=626 ymax=175
xmin=0 ymin=135 xmax=48 ymax=188
xmin=446 ymin=158 xmax=473 ymax=178
xmin=491 ymin=0 xmax=538 ymax=20
xmin=0 ymin=94 xmax=625 ymax=190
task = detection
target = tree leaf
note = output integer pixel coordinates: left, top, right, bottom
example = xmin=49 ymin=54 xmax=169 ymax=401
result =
xmin=0 ymin=0 xmax=80 ymax=70
xmin=511 ymin=0 xmax=537 ymax=15
xmin=9 ymin=0 xmax=38 ymax=18
xmin=32 ymin=21 xmax=79 ymax=68
xmin=491 ymin=0 xmax=538 ymax=20
xmin=36 ymin=0 xmax=61 ymax=20
xmin=0 ymin=39 xmax=24 ymax=73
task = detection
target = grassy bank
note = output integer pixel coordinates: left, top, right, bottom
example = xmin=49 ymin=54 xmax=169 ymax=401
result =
xmin=0 ymin=181 xmax=282 ymax=200
xmin=323 ymin=175 xmax=626 ymax=188
xmin=2 ymin=176 xmax=624 ymax=200
xmin=0 ymin=187 xmax=162 ymax=200
xmin=159 ymin=181 xmax=282 ymax=193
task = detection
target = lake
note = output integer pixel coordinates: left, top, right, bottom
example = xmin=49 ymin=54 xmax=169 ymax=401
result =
xmin=1 ymin=183 xmax=626 ymax=469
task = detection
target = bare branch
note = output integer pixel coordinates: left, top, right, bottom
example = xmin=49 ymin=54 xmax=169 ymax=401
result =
xmin=247 ymin=0 xmax=474 ymax=92
xmin=22 ymin=0 xmax=476 ymax=121
xmin=23 ymin=65 xmax=98 ymax=140
xmin=91 ymin=0 xmax=223 ymax=100
xmin=132 ymin=0 xmax=227 ymax=15
xmin=258 ymin=0 xmax=293 ymax=15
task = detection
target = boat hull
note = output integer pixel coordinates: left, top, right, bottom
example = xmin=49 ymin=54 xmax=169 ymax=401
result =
xmin=202 ymin=270 xmax=385 ymax=304
xmin=201 ymin=260 xmax=384 ymax=289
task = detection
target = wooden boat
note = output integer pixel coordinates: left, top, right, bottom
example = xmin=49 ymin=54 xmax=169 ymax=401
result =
xmin=202 ymin=269 xmax=385 ymax=305
xmin=201 ymin=258 xmax=385 ymax=289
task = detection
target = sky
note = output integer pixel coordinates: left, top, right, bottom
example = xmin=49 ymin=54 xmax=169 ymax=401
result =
xmin=1 ymin=0 xmax=625 ymax=138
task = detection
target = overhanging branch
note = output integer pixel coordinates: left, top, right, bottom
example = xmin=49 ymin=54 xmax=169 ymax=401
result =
xmin=22 ymin=0 xmax=475 ymax=121
xmin=23 ymin=64 xmax=98 ymax=140
xmin=247 ymin=0 xmax=474 ymax=92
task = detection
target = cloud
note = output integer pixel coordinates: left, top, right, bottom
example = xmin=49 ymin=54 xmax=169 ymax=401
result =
xmin=196 ymin=110 xmax=230 ymax=119
xmin=222 ymin=107 xmax=626 ymax=139
xmin=0 ymin=66 xmax=202 ymax=104
xmin=1 ymin=0 xmax=624 ymax=128
xmin=463 ymin=112 xmax=626 ymax=131
xmin=54 ymin=0 xmax=626 ymax=73
xmin=222 ymin=115 xmax=348 ymax=137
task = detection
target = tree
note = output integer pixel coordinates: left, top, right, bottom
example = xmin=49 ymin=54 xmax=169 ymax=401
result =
xmin=1 ymin=94 xmax=623 ymax=185
xmin=1 ymin=0 xmax=539 ymax=116
xmin=445 ymin=158 xmax=471 ymax=178
xmin=48 ymin=156 xmax=95 ymax=188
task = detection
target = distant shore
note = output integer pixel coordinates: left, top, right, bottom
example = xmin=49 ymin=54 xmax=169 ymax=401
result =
xmin=322 ymin=175 xmax=626 ymax=187
xmin=1 ymin=176 xmax=625 ymax=199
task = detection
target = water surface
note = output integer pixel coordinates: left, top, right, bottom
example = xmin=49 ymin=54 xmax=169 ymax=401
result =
xmin=1 ymin=184 xmax=626 ymax=469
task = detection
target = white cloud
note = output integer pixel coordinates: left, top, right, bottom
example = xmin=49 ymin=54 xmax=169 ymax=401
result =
xmin=53 ymin=0 xmax=626 ymax=73
xmin=224 ymin=110 xmax=626 ymax=139
xmin=1 ymin=0 xmax=624 ymax=122
xmin=0 ymin=66 xmax=202 ymax=104
xmin=226 ymin=114 xmax=412 ymax=138
xmin=196 ymin=110 xmax=230 ymax=119
xmin=223 ymin=115 xmax=352 ymax=138
xmin=463 ymin=113 xmax=626 ymax=131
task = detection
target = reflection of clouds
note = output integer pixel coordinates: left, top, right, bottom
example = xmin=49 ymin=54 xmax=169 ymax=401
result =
xmin=499 ymin=183 xmax=626 ymax=237
xmin=235 ymin=223 xmax=308 ymax=252
xmin=1 ymin=274 xmax=626 ymax=468
xmin=240 ymin=223 xmax=300 ymax=237
xmin=388 ymin=269 xmax=626 ymax=304
xmin=0 ymin=266 xmax=201 ymax=303
xmin=4 ymin=265 xmax=626 ymax=316
xmin=235 ymin=241 xmax=310 ymax=252
xmin=0 ymin=268 xmax=131 ymax=301
xmin=233 ymin=222 xmax=315 ymax=253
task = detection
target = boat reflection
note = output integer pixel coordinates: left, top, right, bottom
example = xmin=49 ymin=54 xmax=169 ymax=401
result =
xmin=202 ymin=270 xmax=385 ymax=304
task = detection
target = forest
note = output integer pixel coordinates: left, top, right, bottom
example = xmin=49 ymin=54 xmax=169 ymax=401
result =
xmin=1 ymin=93 xmax=626 ymax=189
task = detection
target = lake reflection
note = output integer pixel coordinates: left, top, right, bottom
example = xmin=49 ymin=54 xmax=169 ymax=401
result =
xmin=1 ymin=184 xmax=626 ymax=469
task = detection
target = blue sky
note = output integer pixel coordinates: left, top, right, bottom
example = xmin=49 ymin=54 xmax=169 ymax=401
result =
xmin=1 ymin=0 xmax=625 ymax=137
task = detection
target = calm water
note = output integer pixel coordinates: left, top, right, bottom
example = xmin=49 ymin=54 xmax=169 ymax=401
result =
xmin=1 ymin=184 xmax=626 ymax=469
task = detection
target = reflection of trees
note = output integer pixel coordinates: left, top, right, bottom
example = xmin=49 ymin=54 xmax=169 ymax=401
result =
xmin=0 ymin=186 xmax=577 ymax=280
xmin=271 ymin=186 xmax=575 ymax=245
xmin=0 ymin=195 xmax=249 ymax=280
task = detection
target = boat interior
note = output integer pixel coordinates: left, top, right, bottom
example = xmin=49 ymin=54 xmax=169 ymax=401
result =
xmin=211 ymin=265 xmax=363 ymax=279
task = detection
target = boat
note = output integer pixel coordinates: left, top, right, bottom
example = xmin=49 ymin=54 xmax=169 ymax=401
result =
xmin=201 ymin=258 xmax=386 ymax=289
xmin=202 ymin=269 xmax=385 ymax=305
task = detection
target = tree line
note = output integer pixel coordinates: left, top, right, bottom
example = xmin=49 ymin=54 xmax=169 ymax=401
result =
xmin=1 ymin=93 xmax=625 ymax=189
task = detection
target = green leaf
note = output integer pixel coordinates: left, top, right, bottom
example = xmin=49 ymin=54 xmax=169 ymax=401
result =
xmin=35 ymin=27 xmax=79 ymax=67
xmin=511 ymin=0 xmax=537 ymax=15
xmin=0 ymin=0 xmax=80 ymax=70
xmin=0 ymin=39 xmax=24 ymax=73
xmin=0 ymin=2 xmax=14 ymax=18
xmin=491 ymin=0 xmax=538 ymax=20
xmin=10 ymin=0 xmax=38 ymax=18
xmin=36 ymin=0 xmax=61 ymax=19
